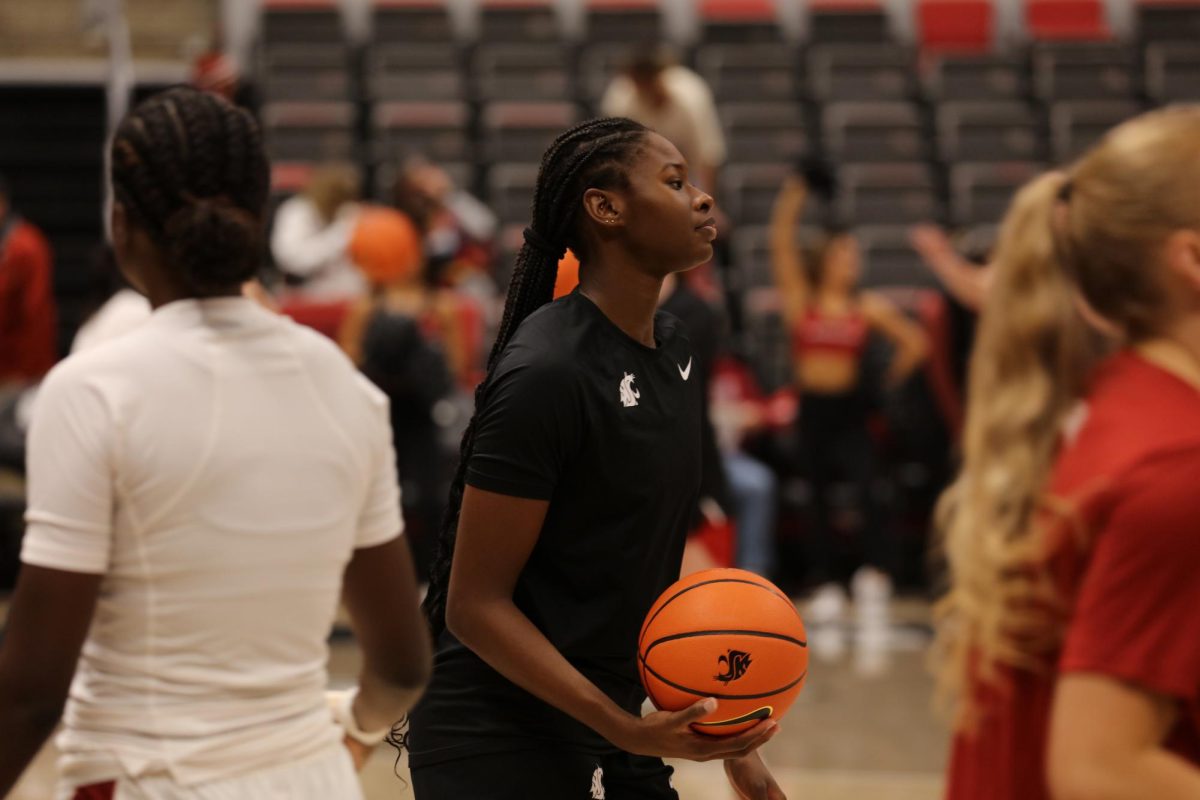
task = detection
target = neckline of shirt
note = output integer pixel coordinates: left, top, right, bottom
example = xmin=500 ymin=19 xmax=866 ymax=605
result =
xmin=571 ymin=289 xmax=667 ymax=357
xmin=149 ymin=296 xmax=271 ymax=331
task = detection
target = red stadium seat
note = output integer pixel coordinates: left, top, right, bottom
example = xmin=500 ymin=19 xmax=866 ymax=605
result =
xmin=699 ymin=0 xmax=774 ymax=22
xmin=1026 ymin=0 xmax=1109 ymax=40
xmin=917 ymin=0 xmax=994 ymax=52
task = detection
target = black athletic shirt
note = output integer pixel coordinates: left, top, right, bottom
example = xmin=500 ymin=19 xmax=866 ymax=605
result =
xmin=408 ymin=289 xmax=702 ymax=767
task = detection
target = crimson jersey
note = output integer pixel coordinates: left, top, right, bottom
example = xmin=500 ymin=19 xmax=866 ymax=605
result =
xmin=947 ymin=351 xmax=1200 ymax=800
xmin=0 ymin=218 xmax=56 ymax=382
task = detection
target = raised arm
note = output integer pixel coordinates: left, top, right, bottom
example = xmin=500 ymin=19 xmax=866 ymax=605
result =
xmin=909 ymin=224 xmax=992 ymax=312
xmin=770 ymin=177 xmax=810 ymax=325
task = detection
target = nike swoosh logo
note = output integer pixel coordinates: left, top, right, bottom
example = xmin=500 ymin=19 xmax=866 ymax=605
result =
xmin=678 ymin=357 xmax=693 ymax=381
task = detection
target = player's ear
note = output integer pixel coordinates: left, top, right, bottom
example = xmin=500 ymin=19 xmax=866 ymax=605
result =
xmin=582 ymin=188 xmax=626 ymax=230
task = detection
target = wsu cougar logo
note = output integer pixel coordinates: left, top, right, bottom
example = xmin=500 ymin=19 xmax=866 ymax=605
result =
xmin=714 ymin=649 xmax=752 ymax=684
xmin=619 ymin=372 xmax=640 ymax=408
xmin=589 ymin=765 xmax=605 ymax=799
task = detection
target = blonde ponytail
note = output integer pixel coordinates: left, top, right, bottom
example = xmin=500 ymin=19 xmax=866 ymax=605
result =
xmin=933 ymin=172 xmax=1108 ymax=728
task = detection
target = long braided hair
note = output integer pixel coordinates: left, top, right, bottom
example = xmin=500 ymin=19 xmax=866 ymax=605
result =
xmin=110 ymin=86 xmax=269 ymax=294
xmin=423 ymin=117 xmax=650 ymax=636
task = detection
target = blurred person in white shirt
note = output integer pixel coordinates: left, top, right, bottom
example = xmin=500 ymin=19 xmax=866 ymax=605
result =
xmin=270 ymin=163 xmax=365 ymax=303
xmin=601 ymin=48 xmax=727 ymax=193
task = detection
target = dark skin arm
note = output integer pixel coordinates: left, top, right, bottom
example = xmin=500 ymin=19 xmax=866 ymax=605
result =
xmin=0 ymin=565 xmax=103 ymax=796
xmin=341 ymin=535 xmax=433 ymax=732
xmin=445 ymin=486 xmax=781 ymax=763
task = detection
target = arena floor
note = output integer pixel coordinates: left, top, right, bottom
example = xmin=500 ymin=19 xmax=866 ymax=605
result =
xmin=9 ymin=599 xmax=947 ymax=800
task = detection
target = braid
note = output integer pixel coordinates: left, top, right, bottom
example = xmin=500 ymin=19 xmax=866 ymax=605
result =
xmin=110 ymin=86 xmax=269 ymax=294
xmin=423 ymin=118 xmax=649 ymax=636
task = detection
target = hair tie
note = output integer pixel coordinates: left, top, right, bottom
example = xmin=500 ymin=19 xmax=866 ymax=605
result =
xmin=523 ymin=227 xmax=565 ymax=260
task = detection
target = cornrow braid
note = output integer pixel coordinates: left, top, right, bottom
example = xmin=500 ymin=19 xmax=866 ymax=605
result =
xmin=422 ymin=117 xmax=650 ymax=636
xmin=110 ymin=86 xmax=269 ymax=295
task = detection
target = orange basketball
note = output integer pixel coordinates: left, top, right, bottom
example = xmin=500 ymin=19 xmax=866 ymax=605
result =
xmin=638 ymin=568 xmax=808 ymax=736
xmin=349 ymin=206 xmax=422 ymax=286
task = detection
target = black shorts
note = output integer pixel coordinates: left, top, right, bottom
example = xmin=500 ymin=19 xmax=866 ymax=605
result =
xmin=410 ymin=747 xmax=679 ymax=800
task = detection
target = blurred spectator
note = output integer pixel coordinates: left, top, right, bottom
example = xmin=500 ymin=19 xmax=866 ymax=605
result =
xmin=0 ymin=174 xmax=56 ymax=386
xmin=190 ymin=29 xmax=261 ymax=117
xmin=270 ymin=163 xmax=364 ymax=303
xmin=601 ymin=48 xmax=726 ymax=192
xmin=392 ymin=158 xmax=498 ymax=300
xmin=339 ymin=207 xmax=457 ymax=580
xmin=660 ymin=272 xmax=734 ymax=574
xmin=770 ymin=173 xmax=928 ymax=627
xmin=710 ymin=359 xmax=782 ymax=580
xmin=910 ymin=224 xmax=990 ymax=403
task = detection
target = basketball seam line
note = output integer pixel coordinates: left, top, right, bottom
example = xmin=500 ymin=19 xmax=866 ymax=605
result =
xmin=640 ymin=658 xmax=808 ymax=701
xmin=643 ymin=629 xmax=808 ymax=658
xmin=639 ymin=578 xmax=794 ymax=649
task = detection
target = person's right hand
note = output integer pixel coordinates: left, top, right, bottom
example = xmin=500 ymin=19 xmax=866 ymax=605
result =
xmin=610 ymin=698 xmax=781 ymax=762
xmin=908 ymin=224 xmax=955 ymax=263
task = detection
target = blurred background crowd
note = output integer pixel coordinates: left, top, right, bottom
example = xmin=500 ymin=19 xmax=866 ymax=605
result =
xmin=2 ymin=0 xmax=1199 ymax=795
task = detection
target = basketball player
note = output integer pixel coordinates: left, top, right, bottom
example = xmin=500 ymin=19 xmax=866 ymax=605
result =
xmin=0 ymin=88 xmax=431 ymax=798
xmin=408 ymin=119 xmax=786 ymax=799
xmin=937 ymin=106 xmax=1200 ymax=799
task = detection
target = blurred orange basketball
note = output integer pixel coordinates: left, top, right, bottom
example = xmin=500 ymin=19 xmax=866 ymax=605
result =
xmin=554 ymin=249 xmax=580 ymax=299
xmin=350 ymin=206 xmax=422 ymax=286
xmin=639 ymin=568 xmax=808 ymax=736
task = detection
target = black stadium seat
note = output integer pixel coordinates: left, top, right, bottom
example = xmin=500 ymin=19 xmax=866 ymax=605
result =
xmin=371 ymin=101 xmax=474 ymax=165
xmin=949 ymin=161 xmax=1044 ymax=226
xmin=936 ymin=101 xmax=1044 ymax=163
xmin=366 ymin=44 xmax=465 ymax=103
xmin=823 ymin=102 xmax=926 ymax=164
xmin=808 ymin=44 xmax=916 ymax=103
xmin=1049 ymin=100 xmax=1142 ymax=163
xmin=720 ymin=102 xmax=809 ymax=164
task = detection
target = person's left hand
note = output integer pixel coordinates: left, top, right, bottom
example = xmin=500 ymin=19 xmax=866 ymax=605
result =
xmin=725 ymin=751 xmax=788 ymax=799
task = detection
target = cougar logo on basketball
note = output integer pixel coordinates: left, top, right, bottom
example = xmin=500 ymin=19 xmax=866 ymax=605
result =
xmin=715 ymin=649 xmax=752 ymax=684
xmin=590 ymin=765 xmax=606 ymax=799
xmin=619 ymin=372 xmax=640 ymax=408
